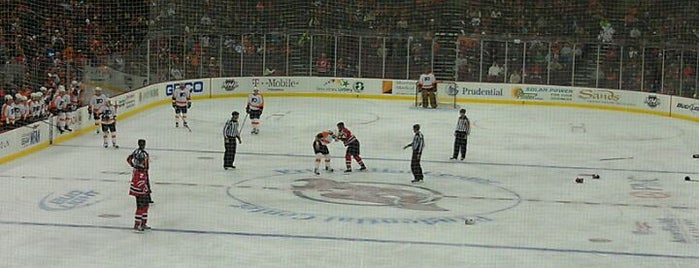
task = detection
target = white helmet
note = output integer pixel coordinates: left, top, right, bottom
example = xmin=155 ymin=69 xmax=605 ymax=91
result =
xmin=95 ymin=87 xmax=102 ymax=92
xmin=58 ymin=85 xmax=66 ymax=92
xmin=4 ymin=95 xmax=13 ymax=100
xmin=39 ymin=86 xmax=47 ymax=92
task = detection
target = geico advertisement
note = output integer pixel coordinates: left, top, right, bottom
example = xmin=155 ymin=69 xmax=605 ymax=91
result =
xmin=165 ymin=80 xmax=208 ymax=96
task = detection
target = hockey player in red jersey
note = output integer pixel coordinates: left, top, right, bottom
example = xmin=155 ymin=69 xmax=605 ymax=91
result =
xmin=334 ymin=122 xmax=367 ymax=172
xmin=127 ymin=139 xmax=151 ymax=231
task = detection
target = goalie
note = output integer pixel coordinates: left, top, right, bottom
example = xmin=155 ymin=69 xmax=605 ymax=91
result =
xmin=417 ymin=68 xmax=438 ymax=109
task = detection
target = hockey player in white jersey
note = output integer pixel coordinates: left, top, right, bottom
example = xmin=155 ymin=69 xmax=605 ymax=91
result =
xmin=14 ymin=94 xmax=28 ymax=125
xmin=246 ymin=87 xmax=264 ymax=134
xmin=27 ymin=92 xmax=45 ymax=122
xmin=98 ymin=100 xmax=119 ymax=148
xmin=2 ymin=95 xmax=16 ymax=129
xmin=171 ymin=85 xmax=191 ymax=128
xmin=52 ymin=86 xmax=72 ymax=133
xmin=312 ymin=130 xmax=335 ymax=175
xmin=88 ymin=87 xmax=108 ymax=133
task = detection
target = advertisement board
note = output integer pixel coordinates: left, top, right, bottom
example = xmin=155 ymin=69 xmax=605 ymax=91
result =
xmin=384 ymin=80 xmax=418 ymax=95
xmin=0 ymin=120 xmax=51 ymax=160
xmin=1 ymin=76 xmax=697 ymax=163
xmin=163 ymin=79 xmax=211 ymax=98
xmin=671 ymin=96 xmax=699 ymax=121
xmin=437 ymin=82 xmax=511 ymax=100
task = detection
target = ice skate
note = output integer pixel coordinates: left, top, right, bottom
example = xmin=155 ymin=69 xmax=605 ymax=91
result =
xmin=113 ymin=143 xmax=119 ymax=149
xmin=64 ymin=126 xmax=72 ymax=132
xmin=344 ymin=169 xmax=352 ymax=173
xmin=359 ymin=166 xmax=367 ymax=171
xmin=411 ymin=178 xmax=423 ymax=183
xmin=175 ymin=122 xmax=179 ymax=128
xmin=103 ymin=142 xmax=108 ymax=148
xmin=314 ymin=168 xmax=320 ymax=175
xmin=326 ymin=167 xmax=334 ymax=173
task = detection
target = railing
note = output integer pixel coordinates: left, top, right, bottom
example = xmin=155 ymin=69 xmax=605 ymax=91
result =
xmin=3 ymin=33 xmax=698 ymax=99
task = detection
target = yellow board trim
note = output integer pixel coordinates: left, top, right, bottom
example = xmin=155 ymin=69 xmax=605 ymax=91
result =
xmin=0 ymin=92 xmax=695 ymax=164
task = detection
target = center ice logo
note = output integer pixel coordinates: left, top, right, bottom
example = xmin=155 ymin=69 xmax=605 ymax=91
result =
xmin=292 ymin=178 xmax=447 ymax=211
xmin=227 ymin=168 xmax=520 ymax=225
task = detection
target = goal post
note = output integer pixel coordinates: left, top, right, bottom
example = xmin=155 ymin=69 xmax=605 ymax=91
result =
xmin=413 ymin=81 xmax=459 ymax=110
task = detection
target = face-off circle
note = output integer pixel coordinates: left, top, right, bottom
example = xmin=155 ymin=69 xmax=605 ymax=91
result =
xmin=226 ymin=169 xmax=521 ymax=224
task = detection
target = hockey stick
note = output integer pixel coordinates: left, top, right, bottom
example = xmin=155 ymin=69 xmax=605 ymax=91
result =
xmin=239 ymin=112 xmax=249 ymax=134
xmin=414 ymin=83 xmax=420 ymax=107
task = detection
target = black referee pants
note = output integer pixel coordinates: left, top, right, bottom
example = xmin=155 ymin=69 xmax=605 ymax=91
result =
xmin=223 ymin=139 xmax=237 ymax=167
xmin=411 ymin=151 xmax=423 ymax=181
xmin=452 ymin=131 xmax=468 ymax=159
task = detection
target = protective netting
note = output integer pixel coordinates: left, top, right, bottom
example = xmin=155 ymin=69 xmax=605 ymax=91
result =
xmin=1 ymin=0 xmax=699 ymax=128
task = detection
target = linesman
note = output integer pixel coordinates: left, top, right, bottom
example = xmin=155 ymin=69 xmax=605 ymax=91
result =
xmin=404 ymin=124 xmax=425 ymax=183
xmin=451 ymin=108 xmax=470 ymax=160
xmin=223 ymin=111 xmax=242 ymax=169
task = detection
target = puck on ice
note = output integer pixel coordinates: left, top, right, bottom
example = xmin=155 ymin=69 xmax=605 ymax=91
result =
xmin=686 ymin=176 xmax=691 ymax=181
xmin=575 ymin=177 xmax=584 ymax=183
xmin=592 ymin=174 xmax=600 ymax=179
xmin=464 ymin=218 xmax=475 ymax=225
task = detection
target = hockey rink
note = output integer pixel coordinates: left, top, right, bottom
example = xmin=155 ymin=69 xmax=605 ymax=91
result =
xmin=2 ymin=96 xmax=699 ymax=267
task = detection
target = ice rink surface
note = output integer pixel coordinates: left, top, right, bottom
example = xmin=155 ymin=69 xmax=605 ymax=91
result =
xmin=2 ymin=96 xmax=699 ymax=267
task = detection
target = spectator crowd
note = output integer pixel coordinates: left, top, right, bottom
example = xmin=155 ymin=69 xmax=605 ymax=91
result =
xmin=2 ymin=0 xmax=699 ymax=132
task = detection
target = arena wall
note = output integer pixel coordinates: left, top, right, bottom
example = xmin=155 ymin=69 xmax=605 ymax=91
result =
xmin=1 ymin=77 xmax=697 ymax=163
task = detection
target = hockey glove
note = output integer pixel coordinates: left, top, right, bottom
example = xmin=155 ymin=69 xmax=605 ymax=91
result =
xmin=245 ymin=105 xmax=251 ymax=114
xmin=187 ymin=102 xmax=192 ymax=109
xmin=172 ymin=102 xmax=177 ymax=109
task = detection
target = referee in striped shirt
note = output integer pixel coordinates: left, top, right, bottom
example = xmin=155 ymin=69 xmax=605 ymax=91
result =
xmin=404 ymin=124 xmax=425 ymax=183
xmin=451 ymin=108 xmax=470 ymax=160
xmin=223 ymin=111 xmax=242 ymax=169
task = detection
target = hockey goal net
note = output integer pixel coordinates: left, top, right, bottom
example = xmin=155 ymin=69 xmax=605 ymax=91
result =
xmin=412 ymin=82 xmax=460 ymax=110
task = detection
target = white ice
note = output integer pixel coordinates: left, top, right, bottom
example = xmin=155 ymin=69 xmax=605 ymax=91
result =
xmin=1 ymin=96 xmax=699 ymax=268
